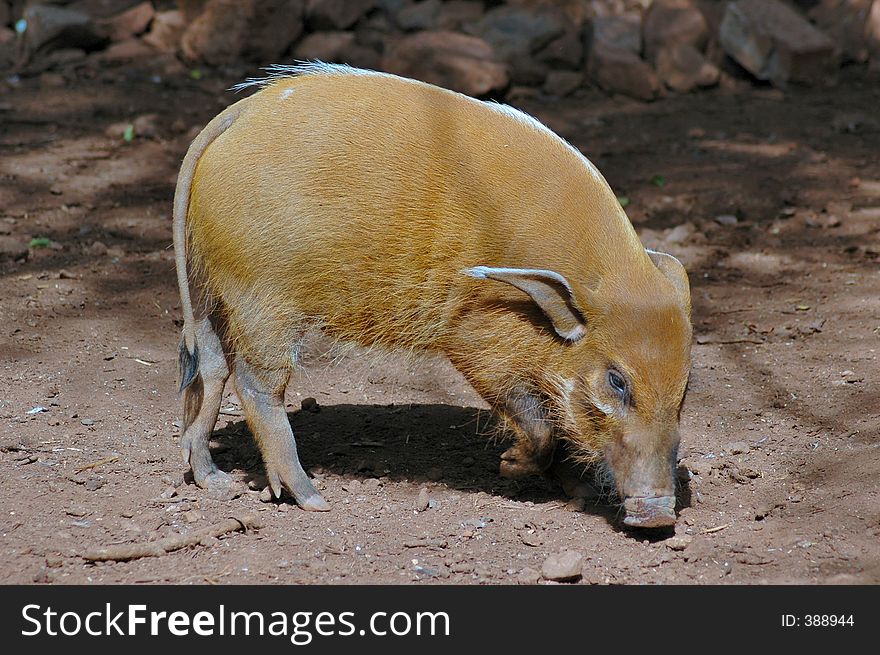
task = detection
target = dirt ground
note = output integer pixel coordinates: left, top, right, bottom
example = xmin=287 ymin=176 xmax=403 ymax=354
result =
xmin=1 ymin=53 xmax=879 ymax=585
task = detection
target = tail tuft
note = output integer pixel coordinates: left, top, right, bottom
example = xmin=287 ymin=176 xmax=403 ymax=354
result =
xmin=178 ymin=341 xmax=200 ymax=393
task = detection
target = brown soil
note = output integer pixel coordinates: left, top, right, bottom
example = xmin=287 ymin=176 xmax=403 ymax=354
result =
xmin=2 ymin=55 xmax=879 ymax=585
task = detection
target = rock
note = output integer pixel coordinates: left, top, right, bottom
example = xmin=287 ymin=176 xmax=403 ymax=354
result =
xmin=301 ymin=397 xmax=319 ymax=412
xmin=518 ymin=567 xmax=541 ymax=584
xmin=414 ymin=486 xmax=429 ymax=511
xmin=395 ymin=0 xmax=483 ymax=32
xmin=86 ymin=240 xmax=108 ymax=256
xmin=96 ymin=1 xmax=154 ymax=43
xmin=84 ymin=477 xmax=103 ymax=491
xmin=543 ymin=69 xmax=583 ymax=97
xmin=259 ymin=486 xmax=273 ymax=502
xmin=396 ymin=0 xmax=442 ymax=31
xmin=178 ymin=0 xmax=210 ymax=23
xmin=725 ymin=441 xmax=749 ymax=455
xmin=20 ymin=3 xmax=107 ymax=59
xmin=665 ymin=533 xmax=693 ymax=550
xmin=205 ymin=475 xmax=241 ymax=501
xmin=868 ymin=1 xmax=880 ymax=67
xmin=97 ymin=37 xmax=154 ymax=62
xmin=587 ymin=39 xmax=662 ymax=101
xmin=143 ymin=10 xmax=186 ymax=53
xmin=535 ymin=27 xmax=583 ymax=69
xmin=132 ymin=113 xmax=160 ymax=139
xmin=664 ymin=222 xmax=696 ymax=244
xmin=293 ymin=30 xmax=379 ymax=68
xmin=808 ymin=0 xmax=874 ymax=63
xmin=714 ymin=213 xmax=738 ymax=226
xmin=294 ymin=29 xmax=354 ymax=60
xmin=588 ymin=15 xmax=642 ymax=55
xmin=585 ymin=13 xmax=661 ymax=101
xmin=468 ymin=4 xmax=569 ymax=61
xmin=642 ymin=0 xmax=709 ymax=63
xmin=306 ymin=0 xmax=376 ymax=30
xmin=0 ymin=236 xmax=28 ymax=261
xmin=655 ymin=43 xmax=719 ymax=92
xmin=68 ymin=1 xmax=145 ymax=19
xmin=182 ymin=0 xmax=304 ymax=65
xmin=719 ymin=0 xmax=837 ymax=87
xmin=382 ymin=30 xmax=508 ymax=97
xmin=245 ymin=0 xmax=306 ymax=63
xmin=541 ymin=550 xmax=583 ymax=582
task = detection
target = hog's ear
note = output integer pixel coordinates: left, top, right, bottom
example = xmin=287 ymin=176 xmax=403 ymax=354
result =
xmin=465 ymin=266 xmax=587 ymax=341
xmin=646 ymin=249 xmax=691 ymax=312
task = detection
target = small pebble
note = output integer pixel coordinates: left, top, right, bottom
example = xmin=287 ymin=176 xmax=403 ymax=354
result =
xmin=665 ymin=534 xmax=693 ymax=551
xmin=414 ymin=487 xmax=429 ymax=512
xmin=518 ymin=567 xmax=541 ymax=585
xmin=541 ymin=551 xmax=583 ymax=582
xmin=45 ymin=555 xmax=63 ymax=568
xmin=301 ymin=397 xmax=319 ymax=413
xmin=450 ymin=561 xmax=472 ymax=574
xmin=80 ymin=418 xmax=95 ymax=426
xmin=714 ymin=213 xmax=739 ymax=226
xmin=84 ymin=477 xmax=103 ymax=491
xmin=183 ymin=510 xmax=203 ymax=523
xmin=259 ymin=487 xmax=273 ymax=503
xmin=519 ymin=531 xmax=542 ymax=547
xmin=159 ymin=486 xmax=177 ymax=499
xmin=725 ymin=441 xmax=749 ymax=455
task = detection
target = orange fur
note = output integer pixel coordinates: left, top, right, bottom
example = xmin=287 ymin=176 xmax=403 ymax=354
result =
xmin=175 ymin=64 xmax=693 ymax=518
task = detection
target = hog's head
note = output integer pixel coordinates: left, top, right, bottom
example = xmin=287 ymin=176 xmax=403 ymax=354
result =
xmin=466 ymin=249 xmax=692 ymax=528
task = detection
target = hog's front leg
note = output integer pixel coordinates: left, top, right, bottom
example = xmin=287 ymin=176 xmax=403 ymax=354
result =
xmin=499 ymin=388 xmax=557 ymax=479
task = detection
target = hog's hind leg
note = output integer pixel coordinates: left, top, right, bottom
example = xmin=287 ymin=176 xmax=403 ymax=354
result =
xmin=180 ymin=317 xmax=232 ymax=490
xmin=233 ymin=355 xmax=329 ymax=511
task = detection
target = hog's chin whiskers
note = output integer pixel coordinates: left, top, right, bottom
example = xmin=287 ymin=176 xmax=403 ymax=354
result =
xmin=592 ymin=460 xmax=621 ymax=504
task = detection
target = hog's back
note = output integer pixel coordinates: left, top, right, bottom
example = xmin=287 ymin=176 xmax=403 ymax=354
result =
xmin=187 ymin=69 xmax=646 ymax=351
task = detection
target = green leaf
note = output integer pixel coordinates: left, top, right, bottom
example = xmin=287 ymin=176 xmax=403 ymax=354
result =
xmin=30 ymin=237 xmax=51 ymax=248
xmin=122 ymin=124 xmax=134 ymax=142
xmin=649 ymin=174 xmax=665 ymax=187
xmin=189 ymin=69 xmax=203 ymax=80
xmin=617 ymin=195 xmax=630 ymax=208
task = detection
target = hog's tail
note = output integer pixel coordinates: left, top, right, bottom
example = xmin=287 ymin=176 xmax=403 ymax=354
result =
xmin=173 ymin=99 xmax=248 ymax=392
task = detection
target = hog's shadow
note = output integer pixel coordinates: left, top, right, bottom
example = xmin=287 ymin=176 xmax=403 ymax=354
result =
xmin=205 ymin=402 xmax=691 ymax=534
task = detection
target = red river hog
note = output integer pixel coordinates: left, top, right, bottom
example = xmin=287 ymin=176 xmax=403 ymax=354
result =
xmin=173 ymin=63 xmax=692 ymax=528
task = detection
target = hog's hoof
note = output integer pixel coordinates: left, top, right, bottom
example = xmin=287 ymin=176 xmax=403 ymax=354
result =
xmin=499 ymin=448 xmax=545 ymax=479
xmin=267 ymin=469 xmax=331 ymax=512
xmin=298 ymin=493 xmax=331 ymax=512
xmin=622 ymin=496 xmax=676 ymax=529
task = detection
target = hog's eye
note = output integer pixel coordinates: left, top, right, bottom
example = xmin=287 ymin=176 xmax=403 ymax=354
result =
xmin=607 ymin=370 xmax=628 ymax=399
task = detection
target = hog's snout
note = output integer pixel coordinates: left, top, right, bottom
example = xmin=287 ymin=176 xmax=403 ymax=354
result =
xmin=622 ymin=495 xmax=676 ymax=528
